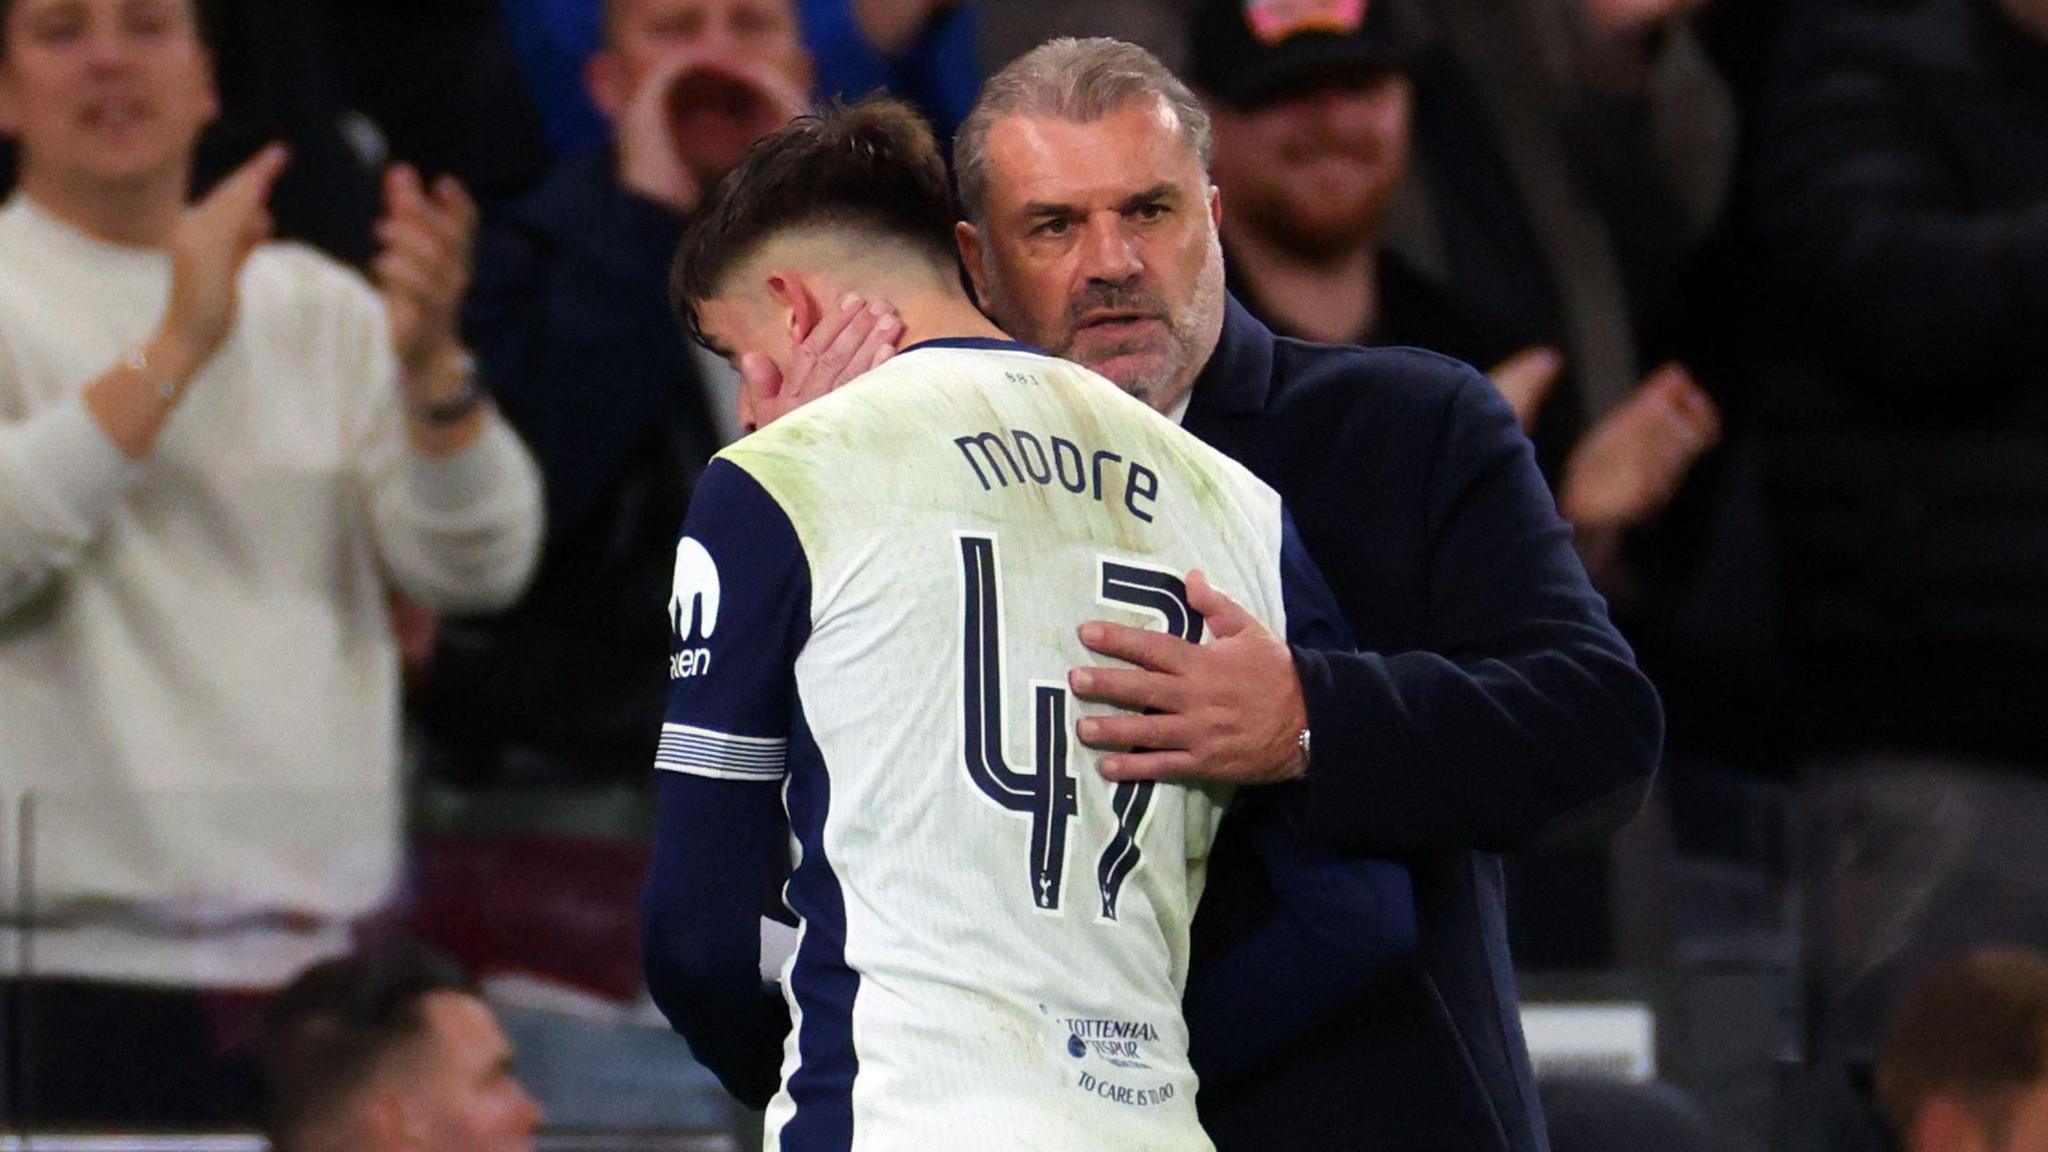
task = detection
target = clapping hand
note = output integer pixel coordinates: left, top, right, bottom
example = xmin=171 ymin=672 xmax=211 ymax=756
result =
xmin=373 ymin=164 xmax=478 ymax=388
xmin=1559 ymin=363 xmax=1721 ymax=532
xmin=160 ymin=144 xmax=289 ymax=373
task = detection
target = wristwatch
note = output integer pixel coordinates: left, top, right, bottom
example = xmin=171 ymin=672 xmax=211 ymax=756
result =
xmin=407 ymin=353 xmax=489 ymax=426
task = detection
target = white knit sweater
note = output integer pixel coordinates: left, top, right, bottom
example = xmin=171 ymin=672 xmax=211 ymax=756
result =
xmin=0 ymin=195 xmax=544 ymax=987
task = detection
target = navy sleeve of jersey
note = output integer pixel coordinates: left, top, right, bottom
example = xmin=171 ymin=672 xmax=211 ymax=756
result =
xmin=642 ymin=457 xmax=809 ymax=1107
xmin=1278 ymin=507 xmax=1357 ymax=652
xmin=656 ymin=458 xmax=812 ymax=781
xmin=643 ymin=773 xmax=792 ymax=1108
xmin=1184 ymin=812 xmax=1417 ymax=1090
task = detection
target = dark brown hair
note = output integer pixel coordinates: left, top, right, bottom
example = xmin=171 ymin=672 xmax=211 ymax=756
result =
xmin=255 ymin=941 xmax=475 ymax=1151
xmin=669 ymin=96 xmax=955 ymax=348
xmin=1875 ymin=949 xmax=2048 ymax=1141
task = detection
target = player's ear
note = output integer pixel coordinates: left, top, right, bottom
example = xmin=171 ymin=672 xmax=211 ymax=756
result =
xmin=956 ymin=222 xmax=990 ymax=309
xmin=765 ymin=269 xmax=821 ymax=348
xmin=1208 ymin=185 xmax=1223 ymax=232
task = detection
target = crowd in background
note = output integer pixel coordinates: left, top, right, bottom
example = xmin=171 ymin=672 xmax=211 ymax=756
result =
xmin=1 ymin=0 xmax=2046 ymax=1148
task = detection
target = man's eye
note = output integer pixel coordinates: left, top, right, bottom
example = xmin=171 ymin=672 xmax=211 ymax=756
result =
xmin=1032 ymin=219 xmax=1071 ymax=237
xmin=1132 ymin=203 xmax=1168 ymax=223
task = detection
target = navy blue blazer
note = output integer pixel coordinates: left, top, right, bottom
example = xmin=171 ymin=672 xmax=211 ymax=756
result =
xmin=1184 ymin=298 xmax=1664 ymax=1152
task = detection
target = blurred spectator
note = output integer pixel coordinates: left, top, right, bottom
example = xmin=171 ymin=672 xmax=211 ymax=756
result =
xmin=500 ymin=0 xmax=978 ymax=156
xmin=414 ymin=0 xmax=809 ymax=786
xmin=1774 ymin=949 xmax=2048 ymax=1152
xmin=1194 ymin=0 xmax=1722 ymax=595
xmin=1381 ymin=0 xmax=1734 ymax=599
xmin=257 ymin=942 xmax=543 ymax=1152
xmin=1877 ymin=950 xmax=2048 ymax=1152
xmin=1750 ymin=0 xmax=2048 ymax=1058
xmin=1187 ymin=0 xmax=1728 ymax=967
xmin=0 ymin=0 xmax=542 ymax=1125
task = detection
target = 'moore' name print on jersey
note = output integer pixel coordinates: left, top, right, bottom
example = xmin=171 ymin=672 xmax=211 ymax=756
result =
xmin=953 ymin=426 xmax=1161 ymax=523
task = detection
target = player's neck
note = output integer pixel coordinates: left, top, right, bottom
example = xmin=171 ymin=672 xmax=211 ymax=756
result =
xmin=882 ymin=290 xmax=1013 ymax=352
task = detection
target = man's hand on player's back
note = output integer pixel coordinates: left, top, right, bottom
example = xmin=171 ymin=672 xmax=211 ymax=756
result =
xmin=1070 ymin=570 xmax=1310 ymax=785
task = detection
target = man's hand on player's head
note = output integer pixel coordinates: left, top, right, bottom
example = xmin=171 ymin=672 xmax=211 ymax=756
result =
xmin=741 ymin=292 xmax=902 ymax=430
xmin=1068 ymin=570 xmax=1309 ymax=785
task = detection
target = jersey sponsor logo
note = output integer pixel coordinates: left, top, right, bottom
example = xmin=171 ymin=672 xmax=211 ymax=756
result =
xmin=1043 ymin=1005 xmax=1180 ymax=1107
xmin=669 ymin=536 xmax=719 ymax=679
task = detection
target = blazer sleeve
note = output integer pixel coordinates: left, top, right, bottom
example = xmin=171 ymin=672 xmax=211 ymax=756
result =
xmin=1288 ymin=368 xmax=1664 ymax=856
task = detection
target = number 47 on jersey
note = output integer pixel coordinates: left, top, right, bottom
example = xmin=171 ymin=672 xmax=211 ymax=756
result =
xmin=956 ymin=533 xmax=1205 ymax=922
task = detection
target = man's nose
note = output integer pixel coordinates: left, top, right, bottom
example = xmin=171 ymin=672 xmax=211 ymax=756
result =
xmin=82 ymin=28 xmax=139 ymax=73
xmin=1077 ymin=217 xmax=1143 ymax=285
xmin=697 ymin=17 xmax=743 ymax=59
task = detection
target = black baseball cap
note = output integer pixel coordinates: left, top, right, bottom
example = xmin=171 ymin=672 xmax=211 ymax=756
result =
xmin=1189 ymin=0 xmax=1411 ymax=109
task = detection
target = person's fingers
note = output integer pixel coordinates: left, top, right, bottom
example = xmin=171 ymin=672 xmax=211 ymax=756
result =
xmin=1637 ymin=362 xmax=1696 ymax=405
xmin=1666 ymin=375 xmax=1723 ymax=447
xmin=202 ymin=143 xmax=289 ymax=222
xmin=1076 ymin=711 xmax=1191 ymax=753
xmin=376 ymin=242 xmax=464 ymax=311
xmin=1185 ymin=570 xmax=1256 ymax=640
xmin=1066 ymin=665 xmax=1183 ymax=714
xmin=235 ymin=143 xmax=291 ymax=206
xmin=1097 ymin=749 xmax=1200 ymax=783
xmin=374 ymin=217 xmax=450 ymax=270
xmin=1076 ymin=621 xmax=1196 ymax=675
xmin=1489 ymin=345 xmax=1564 ymax=432
xmin=805 ymin=301 xmax=892 ymax=394
xmin=429 ymin=175 xmax=479 ymax=238
xmin=847 ymin=310 xmax=903 ymax=376
xmin=395 ymin=179 xmax=476 ymax=257
xmin=373 ymin=251 xmax=436 ymax=300
xmin=789 ymin=294 xmax=869 ymax=386
xmin=236 ymin=208 xmax=275 ymax=256
xmin=862 ymin=338 xmax=898 ymax=375
xmin=384 ymin=163 xmax=429 ymax=219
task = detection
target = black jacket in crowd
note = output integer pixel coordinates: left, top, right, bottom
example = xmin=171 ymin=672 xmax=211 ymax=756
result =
xmin=418 ymin=150 xmax=726 ymax=784
xmin=1749 ymin=0 xmax=2048 ymax=763
xmin=1184 ymin=298 xmax=1664 ymax=1152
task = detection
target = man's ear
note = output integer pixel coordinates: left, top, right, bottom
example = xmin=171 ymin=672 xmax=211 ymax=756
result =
xmin=586 ymin=51 xmax=631 ymax=124
xmin=956 ymin=221 xmax=990 ymax=309
xmin=360 ymin=1085 xmax=417 ymax=1151
xmin=1208 ymin=185 xmax=1223 ymax=233
xmin=765 ymin=269 xmax=822 ymax=346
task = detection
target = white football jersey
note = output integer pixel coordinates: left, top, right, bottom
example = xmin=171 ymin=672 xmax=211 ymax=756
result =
xmin=657 ymin=338 xmax=1328 ymax=1151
